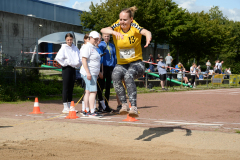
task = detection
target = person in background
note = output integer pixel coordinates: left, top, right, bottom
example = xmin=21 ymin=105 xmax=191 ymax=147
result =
xmin=190 ymin=63 xmax=197 ymax=88
xmin=177 ymin=69 xmax=183 ymax=81
xmin=227 ymin=68 xmax=231 ymax=79
xmin=182 ymin=68 xmax=189 ymax=85
xmin=156 ymin=54 xmax=161 ymax=63
xmin=197 ymin=65 xmax=203 ymax=79
xmin=98 ymin=33 xmax=117 ymax=112
xmin=101 ymin=6 xmax=152 ymax=117
xmin=80 ymin=31 xmax=102 ymax=118
xmin=148 ymin=53 xmax=154 ymax=72
xmin=224 ymin=68 xmax=228 ymax=79
xmin=227 ymin=68 xmax=231 ymax=74
xmin=55 ymin=33 xmax=81 ymax=113
xmin=219 ymin=61 xmax=224 ymax=74
xmin=206 ymin=60 xmax=211 ymax=73
xmin=157 ymin=56 xmax=168 ymax=91
xmin=215 ymin=60 xmax=220 ymax=73
xmin=165 ymin=53 xmax=173 ymax=68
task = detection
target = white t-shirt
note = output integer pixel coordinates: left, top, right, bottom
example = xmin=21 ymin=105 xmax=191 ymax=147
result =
xmin=55 ymin=44 xmax=81 ymax=68
xmin=217 ymin=63 xmax=222 ymax=69
xmin=80 ymin=42 xmax=101 ymax=76
xmin=190 ymin=66 xmax=196 ymax=75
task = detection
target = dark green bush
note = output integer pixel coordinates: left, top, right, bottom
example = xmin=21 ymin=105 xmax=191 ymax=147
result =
xmin=0 ymin=66 xmax=63 ymax=102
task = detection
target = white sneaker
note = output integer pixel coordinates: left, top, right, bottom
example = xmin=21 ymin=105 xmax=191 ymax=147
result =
xmin=62 ymin=108 xmax=69 ymax=113
xmin=62 ymin=103 xmax=69 ymax=113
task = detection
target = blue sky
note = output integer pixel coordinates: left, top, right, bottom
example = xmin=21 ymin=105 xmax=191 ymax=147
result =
xmin=41 ymin=0 xmax=240 ymax=21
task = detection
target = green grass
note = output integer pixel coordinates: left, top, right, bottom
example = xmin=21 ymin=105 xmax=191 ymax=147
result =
xmin=236 ymin=130 xmax=240 ymax=134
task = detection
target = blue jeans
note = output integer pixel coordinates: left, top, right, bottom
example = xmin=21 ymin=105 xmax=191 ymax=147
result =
xmin=150 ymin=65 xmax=154 ymax=72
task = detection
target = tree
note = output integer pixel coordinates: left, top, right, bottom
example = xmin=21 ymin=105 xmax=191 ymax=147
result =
xmin=80 ymin=0 xmax=188 ymax=58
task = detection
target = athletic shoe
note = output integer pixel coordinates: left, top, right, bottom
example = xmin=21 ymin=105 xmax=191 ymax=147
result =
xmin=116 ymin=104 xmax=122 ymax=112
xmin=128 ymin=106 xmax=139 ymax=117
xmin=119 ymin=103 xmax=129 ymax=115
xmin=85 ymin=112 xmax=91 ymax=116
xmin=96 ymin=107 xmax=104 ymax=113
xmin=104 ymin=106 xmax=113 ymax=113
xmin=80 ymin=111 xmax=87 ymax=117
xmin=89 ymin=112 xmax=103 ymax=118
xmin=62 ymin=109 xmax=69 ymax=114
xmin=162 ymin=88 xmax=168 ymax=91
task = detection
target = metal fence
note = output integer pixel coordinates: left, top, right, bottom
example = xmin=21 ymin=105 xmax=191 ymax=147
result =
xmin=0 ymin=35 xmax=39 ymax=67
xmin=143 ymin=71 xmax=239 ymax=89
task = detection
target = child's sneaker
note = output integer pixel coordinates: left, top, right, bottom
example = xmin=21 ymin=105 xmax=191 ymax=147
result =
xmin=89 ymin=112 xmax=103 ymax=118
xmin=80 ymin=111 xmax=87 ymax=117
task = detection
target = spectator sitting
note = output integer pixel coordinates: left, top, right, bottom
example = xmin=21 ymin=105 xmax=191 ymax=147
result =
xmin=182 ymin=68 xmax=189 ymax=85
xmin=177 ymin=69 xmax=183 ymax=81
xmin=224 ymin=68 xmax=229 ymax=79
xmin=227 ymin=68 xmax=231 ymax=74
xmin=197 ymin=65 xmax=203 ymax=80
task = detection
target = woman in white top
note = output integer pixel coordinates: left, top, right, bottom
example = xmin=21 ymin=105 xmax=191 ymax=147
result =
xmin=80 ymin=31 xmax=102 ymax=117
xmin=190 ymin=63 xmax=196 ymax=86
xmin=55 ymin=33 xmax=81 ymax=113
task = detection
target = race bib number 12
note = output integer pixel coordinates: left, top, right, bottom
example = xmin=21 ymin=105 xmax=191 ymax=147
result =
xmin=119 ymin=48 xmax=135 ymax=59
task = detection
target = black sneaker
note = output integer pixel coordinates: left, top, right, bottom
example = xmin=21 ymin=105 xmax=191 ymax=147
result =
xmin=104 ymin=106 xmax=113 ymax=113
xmin=162 ymin=88 xmax=168 ymax=91
xmin=117 ymin=104 xmax=122 ymax=112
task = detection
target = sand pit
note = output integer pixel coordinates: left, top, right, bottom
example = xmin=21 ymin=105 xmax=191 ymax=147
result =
xmin=1 ymin=88 xmax=240 ymax=159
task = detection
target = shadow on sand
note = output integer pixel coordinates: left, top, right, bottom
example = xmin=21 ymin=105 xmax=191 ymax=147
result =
xmin=135 ymin=126 xmax=192 ymax=141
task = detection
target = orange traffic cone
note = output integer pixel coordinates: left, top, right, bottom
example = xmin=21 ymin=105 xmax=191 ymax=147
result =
xmin=65 ymin=101 xmax=79 ymax=119
xmin=30 ymin=97 xmax=44 ymax=114
xmin=123 ymin=103 xmax=139 ymax=122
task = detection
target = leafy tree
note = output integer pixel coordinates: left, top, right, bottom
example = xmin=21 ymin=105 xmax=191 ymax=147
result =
xmin=80 ymin=0 xmax=188 ymax=58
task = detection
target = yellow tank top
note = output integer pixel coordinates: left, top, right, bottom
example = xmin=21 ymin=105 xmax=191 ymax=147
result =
xmin=111 ymin=20 xmax=143 ymax=64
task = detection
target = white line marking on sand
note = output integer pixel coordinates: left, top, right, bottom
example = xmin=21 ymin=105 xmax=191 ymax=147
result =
xmin=80 ymin=117 xmax=111 ymax=120
xmin=154 ymin=121 xmax=223 ymax=126
xmin=118 ymin=122 xmax=148 ymax=124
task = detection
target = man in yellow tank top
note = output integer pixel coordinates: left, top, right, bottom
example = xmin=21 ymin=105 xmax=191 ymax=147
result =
xmin=101 ymin=6 xmax=152 ymax=117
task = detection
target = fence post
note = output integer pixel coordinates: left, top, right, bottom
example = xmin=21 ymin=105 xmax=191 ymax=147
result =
xmin=14 ymin=67 xmax=16 ymax=86
xmin=206 ymin=73 xmax=208 ymax=88
xmin=145 ymin=72 xmax=148 ymax=89
xmin=194 ymin=74 xmax=196 ymax=88
xmin=166 ymin=72 xmax=167 ymax=89
xmin=181 ymin=72 xmax=183 ymax=89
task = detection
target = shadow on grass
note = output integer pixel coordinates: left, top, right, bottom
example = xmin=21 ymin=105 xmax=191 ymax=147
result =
xmin=135 ymin=126 xmax=192 ymax=141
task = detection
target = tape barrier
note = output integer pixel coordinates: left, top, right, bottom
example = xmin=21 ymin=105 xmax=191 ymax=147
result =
xmin=21 ymin=51 xmax=57 ymax=54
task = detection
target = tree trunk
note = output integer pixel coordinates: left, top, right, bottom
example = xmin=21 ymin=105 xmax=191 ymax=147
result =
xmin=177 ymin=45 xmax=179 ymax=63
xmin=153 ymin=41 xmax=157 ymax=62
